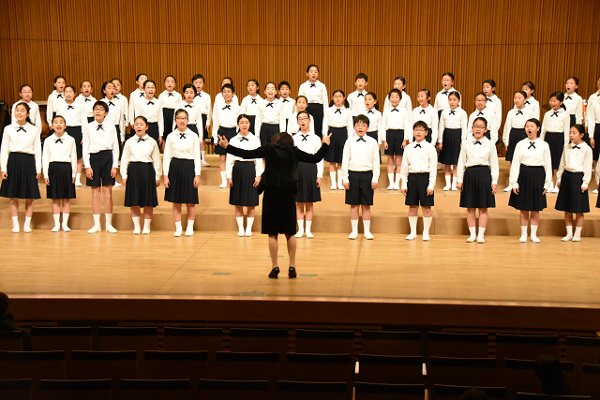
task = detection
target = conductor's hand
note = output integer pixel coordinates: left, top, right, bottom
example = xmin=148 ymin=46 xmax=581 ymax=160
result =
xmin=218 ymin=135 xmax=229 ymax=149
xmin=86 ymin=168 xmax=93 ymax=180
xmin=457 ymin=182 xmax=463 ymax=191
xmin=316 ymin=177 xmax=321 ymax=188
xmin=343 ymin=182 xmax=350 ymax=190
xmin=371 ymin=182 xmax=378 ymax=190
xmin=110 ymin=168 xmax=117 ymax=178
xmin=427 ymin=188 xmax=434 ymax=196
xmin=513 ymin=187 xmax=519 ymax=195
xmin=227 ymin=178 xmax=233 ymax=188
xmin=321 ymin=132 xmax=332 ymax=146
xmin=253 ymin=177 xmax=261 ymax=188
xmin=164 ymin=176 xmax=170 ymax=188
xmin=122 ymin=178 xmax=127 ymax=187
xmin=45 ymin=178 xmax=50 ymax=185
xmin=401 ymin=188 xmax=407 ymax=196
xmin=193 ymin=175 xmax=200 ymax=188
xmin=491 ymin=183 xmax=497 ymax=195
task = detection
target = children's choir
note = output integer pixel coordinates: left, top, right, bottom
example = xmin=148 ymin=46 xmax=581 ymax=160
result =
xmin=2 ymin=69 xmax=600 ymax=244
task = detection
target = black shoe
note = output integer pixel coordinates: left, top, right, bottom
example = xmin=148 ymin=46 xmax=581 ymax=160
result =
xmin=288 ymin=267 xmax=297 ymax=278
xmin=268 ymin=267 xmax=280 ymax=279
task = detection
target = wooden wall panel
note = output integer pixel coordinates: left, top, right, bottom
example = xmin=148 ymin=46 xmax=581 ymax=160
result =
xmin=0 ymin=0 xmax=599 ymax=120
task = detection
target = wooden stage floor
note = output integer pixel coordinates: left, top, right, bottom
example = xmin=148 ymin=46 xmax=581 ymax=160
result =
xmin=2 ymin=230 xmax=599 ymax=308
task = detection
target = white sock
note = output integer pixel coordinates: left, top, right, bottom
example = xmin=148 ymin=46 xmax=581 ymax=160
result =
xmin=132 ymin=216 xmax=141 ymax=233
xmin=394 ymin=174 xmax=401 ymax=187
xmin=201 ymin=150 xmax=206 ymax=160
xmin=387 ymin=173 xmax=394 ymax=187
xmin=93 ymin=214 xmax=100 ymax=226
xmin=423 ymin=216 xmax=432 ymax=236
xmin=297 ymin=219 xmax=304 ymax=234
xmin=468 ymin=226 xmax=476 ymax=238
xmin=53 ymin=214 xmax=60 ymax=228
xmin=444 ymin=175 xmax=451 ymax=188
xmin=76 ymin=172 xmax=81 ymax=182
xmin=574 ymin=226 xmax=582 ymax=238
xmin=329 ymin=171 xmax=337 ymax=187
xmin=337 ymin=170 xmax=343 ymax=188
xmin=220 ymin=171 xmax=227 ymax=184
xmin=236 ymin=216 xmax=244 ymax=233
xmin=174 ymin=221 xmax=182 ymax=235
xmin=105 ymin=213 xmax=113 ymax=226
xmin=565 ymin=225 xmax=573 ymax=237
xmin=143 ymin=218 xmax=151 ymax=233
xmin=11 ymin=216 xmax=18 ymax=228
xmin=351 ymin=219 xmax=358 ymax=234
xmin=246 ymin=217 xmax=254 ymax=234
xmin=408 ymin=216 xmax=417 ymax=235
xmin=305 ymin=221 xmax=313 ymax=235
xmin=24 ymin=216 xmax=32 ymax=229
xmin=451 ymin=176 xmax=457 ymax=189
xmin=62 ymin=213 xmax=70 ymax=230
xmin=186 ymin=219 xmax=194 ymax=235
xmin=477 ymin=227 xmax=486 ymax=239
xmin=531 ymin=225 xmax=538 ymax=236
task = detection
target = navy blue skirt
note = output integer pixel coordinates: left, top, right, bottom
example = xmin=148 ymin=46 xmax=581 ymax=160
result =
xmin=164 ymin=158 xmax=198 ymax=204
xmin=505 ymin=128 xmax=526 ymax=162
xmin=125 ymin=162 xmax=158 ymax=207
xmin=0 ymin=153 xmax=41 ymax=199
xmin=438 ymin=128 xmax=461 ymax=165
xmin=459 ymin=166 xmax=495 ymax=209
xmin=325 ymin=126 xmax=348 ymax=163
xmin=297 ymin=162 xmax=321 ymax=203
xmin=555 ymin=171 xmax=589 ymax=214
xmin=508 ymin=165 xmax=547 ymax=211
xmin=229 ymin=161 xmax=259 ymax=207
xmin=46 ymin=162 xmax=76 ymax=200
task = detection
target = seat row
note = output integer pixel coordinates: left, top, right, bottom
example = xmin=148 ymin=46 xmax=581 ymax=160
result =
xmin=2 ymin=327 xmax=600 ymax=364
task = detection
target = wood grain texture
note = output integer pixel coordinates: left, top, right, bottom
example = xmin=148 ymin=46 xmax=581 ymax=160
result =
xmin=0 ymin=0 xmax=599 ymax=117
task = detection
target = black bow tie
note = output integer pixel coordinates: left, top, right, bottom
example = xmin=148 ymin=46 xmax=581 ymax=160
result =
xmin=67 ymin=105 xmax=74 ymax=110
xmin=309 ymin=83 xmax=316 ymax=88
xmin=516 ymin=110 xmax=523 ymax=116
xmin=474 ymin=140 xmax=482 ymax=145
xmin=442 ymin=91 xmax=449 ymax=95
xmin=240 ymin=136 xmax=249 ymax=142
xmin=222 ymin=105 xmax=231 ymax=110
xmin=367 ymin=110 xmax=374 ymax=114
xmin=108 ymin=101 xmax=115 ymax=106
xmin=357 ymin=137 xmax=366 ymax=142
xmin=195 ymin=92 xmax=202 ymax=98
xmin=251 ymin=98 xmax=257 ymax=104
xmin=573 ymin=145 xmax=580 ymax=149
xmin=357 ymin=93 xmax=364 ymax=98
xmin=334 ymin=109 xmax=342 ymax=114
xmin=487 ymin=98 xmax=492 ymax=102
xmin=415 ymin=143 xmax=422 ymax=148
xmin=391 ymin=108 xmax=399 ymax=112
xmin=283 ymin=99 xmax=289 ymax=103
xmin=525 ymin=100 xmax=531 ymax=105
xmin=97 ymin=124 xmax=104 ymax=131
xmin=266 ymin=103 xmax=274 ymax=108
xmin=566 ymin=95 xmax=572 ymax=100
xmin=147 ymin=101 xmax=154 ymax=106
xmin=449 ymin=110 xmax=456 ymax=115
xmin=17 ymin=126 xmax=26 ymax=132
xmin=84 ymin=98 xmax=91 ymax=102
xmin=420 ymin=109 xmax=426 ymax=114
xmin=168 ymin=93 xmax=174 ymax=97
xmin=185 ymin=104 xmax=193 ymax=108
xmin=55 ymin=138 xmax=63 ymax=143
xmin=57 ymin=94 xmax=64 ymax=99
xmin=301 ymin=134 xmax=308 ymax=142
xmin=528 ymin=141 xmax=536 ymax=149
xmin=179 ymin=132 xmax=186 ymax=139
xmin=477 ymin=111 xmax=484 ymax=116
xmin=137 ymin=137 xmax=145 ymax=142
xmin=551 ymin=111 xmax=559 ymax=117
xmin=139 ymin=93 xmax=145 ymax=97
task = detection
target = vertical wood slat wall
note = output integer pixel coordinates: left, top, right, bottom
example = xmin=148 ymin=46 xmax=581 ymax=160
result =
xmin=0 ymin=0 xmax=599 ymax=117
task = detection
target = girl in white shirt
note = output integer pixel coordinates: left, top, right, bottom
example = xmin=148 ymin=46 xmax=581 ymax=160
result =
xmin=438 ymin=92 xmax=468 ymax=191
xmin=298 ymin=65 xmax=328 ymax=140
xmin=482 ymin=79 xmax=502 ymax=142
xmin=521 ymin=81 xmax=540 ymax=120
xmin=323 ymin=90 xmax=353 ymax=190
xmin=46 ymin=75 xmax=67 ymax=126
xmin=564 ymin=77 xmax=583 ymax=127
xmin=411 ymin=89 xmax=438 ymax=144
xmin=540 ymin=91 xmax=570 ymax=192
xmin=159 ymin=75 xmax=182 ymax=142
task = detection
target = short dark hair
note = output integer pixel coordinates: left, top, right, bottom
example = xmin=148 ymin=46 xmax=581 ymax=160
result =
xmin=355 ymin=73 xmax=368 ymax=82
xmin=192 ymin=74 xmax=205 ymax=83
xmin=53 ymin=75 xmax=66 ymax=83
xmin=413 ymin=120 xmax=429 ymax=131
xmin=448 ymin=91 xmax=461 ymax=101
xmin=135 ymin=73 xmax=148 ymax=82
xmin=164 ymin=75 xmax=176 ymax=83
xmin=93 ymin=101 xmax=109 ymax=112
xmin=246 ymin=79 xmax=259 ymax=89
xmin=64 ymin=85 xmax=76 ymax=93
xmin=306 ymin=64 xmax=319 ymax=73
xmin=272 ymin=131 xmax=294 ymax=145
xmin=473 ymin=116 xmax=488 ymax=127
xmin=388 ymin=89 xmax=403 ymax=100
xmin=222 ymin=83 xmax=235 ymax=93
xmin=143 ymin=80 xmax=156 ymax=89
xmin=442 ymin=72 xmax=455 ymax=81
xmin=522 ymin=81 xmax=536 ymax=91
xmin=278 ymin=81 xmax=291 ymax=91
xmin=354 ymin=114 xmax=370 ymax=127
xmin=182 ymin=84 xmax=195 ymax=94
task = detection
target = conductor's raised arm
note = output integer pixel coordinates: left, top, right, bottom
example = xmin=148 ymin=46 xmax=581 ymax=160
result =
xmin=296 ymin=133 xmax=331 ymax=163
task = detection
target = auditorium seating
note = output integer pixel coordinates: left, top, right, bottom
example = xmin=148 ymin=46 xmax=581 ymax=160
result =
xmin=38 ymin=378 xmax=112 ymax=400
xmin=428 ymin=357 xmax=500 ymax=387
xmin=198 ymin=379 xmax=270 ymax=400
xmin=427 ymin=332 xmax=490 ymax=358
xmin=496 ymin=334 xmax=560 ymax=361
xmin=0 ymin=330 xmax=23 ymax=350
xmin=360 ymin=330 xmax=422 ymax=356
xmin=432 ymin=384 xmax=508 ymax=400
xmin=30 ymin=326 xmax=93 ymax=352
xmin=230 ymin=328 xmax=289 ymax=355
xmin=119 ymin=378 xmax=191 ymax=400
xmin=294 ymin=329 xmax=355 ymax=354
xmin=504 ymin=359 xmax=574 ymax=399
xmin=354 ymin=382 xmax=426 ymax=400
xmin=356 ymin=354 xmax=424 ymax=384
xmin=275 ymin=380 xmax=348 ymax=400
xmin=0 ymin=378 xmax=32 ymax=400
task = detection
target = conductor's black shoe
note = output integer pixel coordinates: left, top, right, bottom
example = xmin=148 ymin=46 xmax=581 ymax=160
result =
xmin=288 ymin=267 xmax=297 ymax=279
xmin=268 ymin=267 xmax=280 ymax=279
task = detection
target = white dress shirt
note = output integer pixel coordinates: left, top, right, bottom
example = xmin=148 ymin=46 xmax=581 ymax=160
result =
xmin=174 ymin=101 xmax=203 ymax=128
xmin=101 ymin=97 xmax=125 ymax=141
xmin=1 ymin=122 xmax=42 ymax=173
xmin=297 ymin=80 xmax=328 ymax=113
xmin=585 ymin=100 xmax=600 ymax=136
xmin=225 ymin=133 xmax=264 ymax=179
xmin=556 ymin=142 xmax=593 ymax=189
xmin=434 ymin=88 xmax=461 ymax=111
xmin=46 ymin=90 xmax=67 ymax=124
xmin=293 ymin=130 xmax=324 ymax=178
xmin=58 ymin=101 xmax=87 ymax=127
xmin=213 ymin=93 xmax=239 ymax=120
xmin=42 ymin=133 xmax=77 ymax=178
xmin=341 ymin=135 xmax=380 ymax=184
xmin=347 ymin=90 xmax=367 ymax=116
xmin=255 ymin=98 xmax=286 ymax=134
xmin=438 ymin=107 xmax=468 ymax=144
xmin=12 ymin=100 xmax=43 ymax=130
xmin=467 ymin=108 xmax=497 ymax=142
xmin=287 ymin=112 xmax=314 ymax=134
xmin=456 ymin=137 xmax=500 ymax=185
xmin=400 ymin=140 xmax=438 ymax=190
xmin=411 ymin=105 xmax=439 ymax=143
xmin=128 ymin=89 xmax=146 ymax=125
xmin=502 ymin=107 xmax=535 ymax=147
xmin=587 ymin=91 xmax=600 ymax=110
xmin=540 ymin=108 xmax=570 ymax=146
xmin=134 ymin=97 xmax=164 ymax=137
xmin=240 ymin=95 xmax=264 ymax=116
xmin=323 ymin=106 xmax=354 ymax=138
xmin=509 ymin=138 xmax=552 ymax=189
xmin=114 ymin=94 xmax=129 ymax=124
xmin=381 ymin=107 xmax=412 ymax=141
xmin=281 ymin=97 xmax=296 ymax=119
xmin=193 ymin=91 xmax=212 ymax=126
xmin=211 ymin=102 xmax=241 ymax=142
xmin=384 ymin=92 xmax=412 ymax=115
xmin=82 ymin=120 xmax=119 ymax=169
xmin=563 ymin=92 xmax=583 ymax=124
xmin=76 ymin=94 xmax=97 ymax=118
xmin=163 ymin=129 xmax=201 ymax=176
xmin=159 ymin=90 xmax=182 ymax=110
xmin=486 ymin=95 xmax=503 ymax=138
xmin=521 ymin=96 xmax=540 ymax=120
xmin=120 ymin=134 xmax=162 ymax=180
xmin=363 ymin=109 xmax=382 ymax=144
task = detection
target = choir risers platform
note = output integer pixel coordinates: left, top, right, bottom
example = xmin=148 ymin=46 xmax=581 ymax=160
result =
xmin=2 ymin=157 xmax=599 ymax=236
